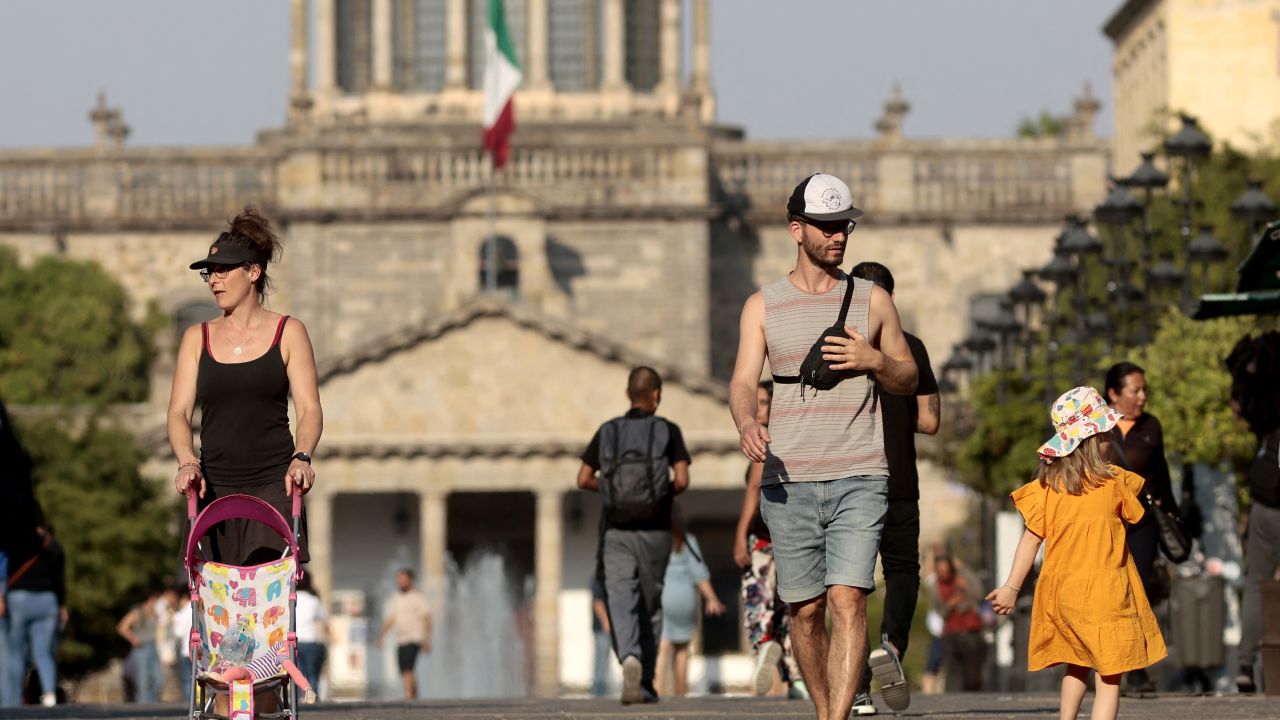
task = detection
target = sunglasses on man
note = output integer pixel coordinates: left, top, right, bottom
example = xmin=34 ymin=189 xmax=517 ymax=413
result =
xmin=802 ymin=218 xmax=857 ymax=236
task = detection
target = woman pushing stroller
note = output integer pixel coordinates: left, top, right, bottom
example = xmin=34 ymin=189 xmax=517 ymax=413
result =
xmin=168 ymin=207 xmax=323 ymax=566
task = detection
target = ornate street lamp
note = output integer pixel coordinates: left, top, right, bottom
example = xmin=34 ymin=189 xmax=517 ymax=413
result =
xmin=978 ymin=300 xmax=1023 ymax=402
xmin=1231 ymin=179 xmax=1278 ymax=249
xmin=1164 ymin=113 xmax=1213 ymax=308
xmin=1010 ymin=270 xmax=1047 ymax=380
xmin=962 ymin=333 xmax=997 ymax=376
xmin=1125 ymin=152 xmax=1169 ymax=343
xmin=1187 ymin=223 xmax=1229 ymax=296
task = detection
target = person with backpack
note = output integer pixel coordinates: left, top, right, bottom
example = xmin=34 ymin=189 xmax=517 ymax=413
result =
xmin=576 ymin=366 xmax=691 ymax=705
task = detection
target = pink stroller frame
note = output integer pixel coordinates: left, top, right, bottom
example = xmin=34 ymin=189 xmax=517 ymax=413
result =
xmin=184 ymin=488 xmax=306 ymax=719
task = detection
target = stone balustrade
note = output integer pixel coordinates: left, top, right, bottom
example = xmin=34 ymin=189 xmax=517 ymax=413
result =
xmin=0 ymin=135 xmax=1105 ymax=227
xmin=0 ymin=149 xmax=276 ymax=228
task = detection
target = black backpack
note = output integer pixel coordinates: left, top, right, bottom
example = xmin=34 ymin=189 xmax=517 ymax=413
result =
xmin=773 ymin=277 xmax=862 ymax=392
xmin=598 ymin=415 xmax=671 ymax=525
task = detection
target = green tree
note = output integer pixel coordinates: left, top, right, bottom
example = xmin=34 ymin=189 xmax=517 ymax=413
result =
xmin=1016 ymin=111 xmax=1068 ymax=139
xmin=0 ymin=246 xmax=175 ymax=679
xmin=1126 ymin=308 xmax=1269 ymax=467
xmin=951 ymin=129 xmax=1280 ymax=496
xmin=0 ymin=247 xmax=151 ymax=405
xmin=18 ymin=416 xmax=178 ymax=678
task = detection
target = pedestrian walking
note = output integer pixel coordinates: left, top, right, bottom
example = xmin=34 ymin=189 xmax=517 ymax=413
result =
xmin=733 ymin=380 xmax=804 ymax=698
xmin=988 ymin=386 xmax=1167 ymax=720
xmin=589 ymin=575 xmax=611 ymax=697
xmin=294 ymin=574 xmax=327 ymax=697
xmin=117 ymin=589 xmax=166 ymax=703
xmin=169 ymin=208 xmax=322 ymax=566
xmin=1225 ymin=331 xmax=1280 ymax=693
xmin=2 ymin=517 xmax=64 ymax=708
xmin=729 ymin=173 xmax=918 ymax=720
xmin=655 ymin=508 xmax=725 ymax=697
xmin=929 ymin=554 xmax=987 ymax=692
xmin=576 ymin=366 xmax=691 ymax=704
xmin=848 ymin=261 xmax=940 ymax=714
xmin=376 ymin=569 xmax=431 ymax=700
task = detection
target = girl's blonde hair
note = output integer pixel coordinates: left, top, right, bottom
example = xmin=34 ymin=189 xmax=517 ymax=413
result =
xmin=1035 ymin=433 xmax=1115 ymax=494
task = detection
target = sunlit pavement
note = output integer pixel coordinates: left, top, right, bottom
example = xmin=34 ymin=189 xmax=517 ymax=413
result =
xmin=1 ymin=692 xmax=1276 ymax=720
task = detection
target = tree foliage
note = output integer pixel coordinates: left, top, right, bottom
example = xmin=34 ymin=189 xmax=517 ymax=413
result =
xmin=0 ymin=247 xmax=152 ymax=404
xmin=951 ymin=129 xmax=1280 ymax=496
xmin=1016 ymin=111 xmax=1068 ymax=139
xmin=0 ymin=246 xmax=175 ymax=679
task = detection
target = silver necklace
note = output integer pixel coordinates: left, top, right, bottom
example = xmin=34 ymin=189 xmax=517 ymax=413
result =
xmin=226 ymin=315 xmax=262 ymax=356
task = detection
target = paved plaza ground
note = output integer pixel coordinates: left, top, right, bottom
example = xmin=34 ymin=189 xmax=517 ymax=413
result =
xmin=0 ymin=693 xmax=1275 ymax=720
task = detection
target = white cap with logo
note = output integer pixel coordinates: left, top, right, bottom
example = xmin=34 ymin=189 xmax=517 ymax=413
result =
xmin=787 ymin=173 xmax=864 ymax=221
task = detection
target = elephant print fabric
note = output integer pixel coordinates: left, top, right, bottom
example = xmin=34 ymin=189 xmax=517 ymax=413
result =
xmin=194 ymin=557 xmax=296 ymax=677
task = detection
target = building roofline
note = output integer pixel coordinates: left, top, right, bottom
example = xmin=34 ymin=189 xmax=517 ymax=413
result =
xmin=1103 ymin=0 xmax=1156 ymax=41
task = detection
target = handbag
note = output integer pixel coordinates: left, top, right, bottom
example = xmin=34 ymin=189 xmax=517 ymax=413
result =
xmin=1145 ymin=492 xmax=1190 ymax=564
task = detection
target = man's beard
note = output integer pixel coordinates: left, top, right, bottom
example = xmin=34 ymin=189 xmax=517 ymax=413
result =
xmin=803 ymin=235 xmax=843 ymax=269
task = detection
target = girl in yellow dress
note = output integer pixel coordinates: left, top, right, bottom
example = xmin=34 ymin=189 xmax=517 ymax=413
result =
xmin=987 ymin=386 xmax=1166 ymax=720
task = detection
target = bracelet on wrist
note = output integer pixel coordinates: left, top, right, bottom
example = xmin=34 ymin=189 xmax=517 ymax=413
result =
xmin=1003 ymin=583 xmax=1021 ymax=593
xmin=178 ymin=462 xmax=199 ymax=471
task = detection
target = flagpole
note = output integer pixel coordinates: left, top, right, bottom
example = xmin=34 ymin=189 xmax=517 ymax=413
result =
xmin=486 ymin=163 xmax=498 ymax=294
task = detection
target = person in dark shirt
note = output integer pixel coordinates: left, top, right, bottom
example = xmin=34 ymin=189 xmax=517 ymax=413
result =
xmin=1103 ymin=361 xmax=1178 ymax=695
xmin=3 ymin=516 xmax=66 ymax=708
xmin=577 ymin=366 xmax=690 ymax=704
xmin=850 ymin=262 xmax=941 ymax=715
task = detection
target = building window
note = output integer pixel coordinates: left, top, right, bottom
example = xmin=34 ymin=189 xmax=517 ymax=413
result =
xmin=469 ymin=0 xmax=527 ymax=90
xmin=337 ymin=0 xmax=374 ymax=93
xmin=549 ymin=0 xmax=599 ymax=91
xmin=624 ymin=0 xmax=659 ymax=91
xmin=406 ymin=0 xmax=448 ymax=91
xmin=479 ymin=236 xmax=520 ymax=295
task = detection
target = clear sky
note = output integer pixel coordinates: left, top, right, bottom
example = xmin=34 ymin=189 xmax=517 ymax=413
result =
xmin=0 ymin=0 xmax=1121 ymax=148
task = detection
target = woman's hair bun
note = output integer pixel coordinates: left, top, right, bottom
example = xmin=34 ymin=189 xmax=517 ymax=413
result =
xmin=229 ymin=207 xmax=281 ymax=264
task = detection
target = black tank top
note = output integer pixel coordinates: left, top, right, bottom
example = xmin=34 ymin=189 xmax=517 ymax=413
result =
xmin=196 ymin=316 xmax=295 ymax=486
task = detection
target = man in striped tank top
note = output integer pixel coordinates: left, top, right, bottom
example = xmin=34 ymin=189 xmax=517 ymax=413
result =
xmin=729 ymin=174 xmax=918 ymax=720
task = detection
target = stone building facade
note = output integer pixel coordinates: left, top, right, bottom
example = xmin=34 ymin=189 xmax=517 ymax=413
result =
xmin=0 ymin=0 xmax=1108 ymax=698
xmin=1106 ymin=0 xmax=1280 ymax=173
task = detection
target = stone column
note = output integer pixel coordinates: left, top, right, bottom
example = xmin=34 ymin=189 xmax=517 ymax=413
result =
xmin=419 ymin=490 xmax=448 ymax=599
xmin=525 ymin=0 xmax=551 ymax=90
xmin=306 ymin=490 xmax=335 ymax=601
xmin=444 ymin=0 xmax=469 ymax=90
xmin=289 ymin=0 xmax=315 ymax=120
xmin=372 ymin=0 xmax=394 ymax=89
xmin=658 ymin=0 xmax=681 ymax=94
xmin=689 ymin=0 xmax=710 ymax=93
xmin=532 ymin=489 xmax=564 ymax=697
xmin=315 ymin=0 xmax=337 ymax=92
xmin=601 ymin=0 xmax=627 ymax=91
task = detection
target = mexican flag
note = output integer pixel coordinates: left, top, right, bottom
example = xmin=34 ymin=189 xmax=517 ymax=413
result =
xmin=482 ymin=0 xmax=521 ymax=169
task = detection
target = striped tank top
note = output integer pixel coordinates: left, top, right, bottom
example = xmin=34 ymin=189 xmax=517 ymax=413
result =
xmin=762 ymin=273 xmax=887 ymax=485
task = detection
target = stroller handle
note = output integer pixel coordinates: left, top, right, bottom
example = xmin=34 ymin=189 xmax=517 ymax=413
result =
xmin=184 ymin=478 xmax=305 ymax=523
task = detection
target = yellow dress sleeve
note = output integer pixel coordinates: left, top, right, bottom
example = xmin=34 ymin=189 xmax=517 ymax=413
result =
xmin=1115 ymin=468 xmax=1146 ymax=524
xmin=1010 ymin=480 xmax=1047 ymax=537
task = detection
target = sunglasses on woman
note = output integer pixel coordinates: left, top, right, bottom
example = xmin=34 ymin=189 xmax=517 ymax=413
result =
xmin=198 ymin=264 xmax=247 ymax=283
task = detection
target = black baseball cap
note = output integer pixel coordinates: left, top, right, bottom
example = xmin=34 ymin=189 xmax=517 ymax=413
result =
xmin=189 ymin=233 xmax=265 ymax=270
xmin=787 ymin=173 xmax=864 ymax=222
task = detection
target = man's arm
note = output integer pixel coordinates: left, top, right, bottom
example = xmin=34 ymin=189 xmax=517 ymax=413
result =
xmin=592 ymin=598 xmax=611 ymax=634
xmin=729 ymin=293 xmax=770 ymax=462
xmin=576 ymin=463 xmax=599 ymax=492
xmin=671 ymin=460 xmax=690 ymax=495
xmin=916 ymin=393 xmax=940 ymax=435
xmin=825 ymin=286 xmax=916 ymax=394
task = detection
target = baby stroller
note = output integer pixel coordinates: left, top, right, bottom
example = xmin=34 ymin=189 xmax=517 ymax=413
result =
xmin=184 ymin=487 xmax=313 ymax=720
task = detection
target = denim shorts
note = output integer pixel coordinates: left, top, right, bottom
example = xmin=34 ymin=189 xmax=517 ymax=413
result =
xmin=759 ymin=475 xmax=889 ymax=602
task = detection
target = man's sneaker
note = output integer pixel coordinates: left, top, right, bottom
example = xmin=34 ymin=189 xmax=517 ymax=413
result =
xmin=1235 ymin=665 xmax=1257 ymax=694
xmin=620 ymin=655 xmax=643 ymax=705
xmin=869 ymin=636 xmax=910 ymax=712
xmin=40 ymin=693 xmax=56 ymax=708
xmin=851 ymin=691 xmax=877 ymax=715
xmin=752 ymin=640 xmax=783 ymax=696
xmin=641 ymin=686 xmax=660 ymax=703
xmin=787 ymin=680 xmax=809 ymax=700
